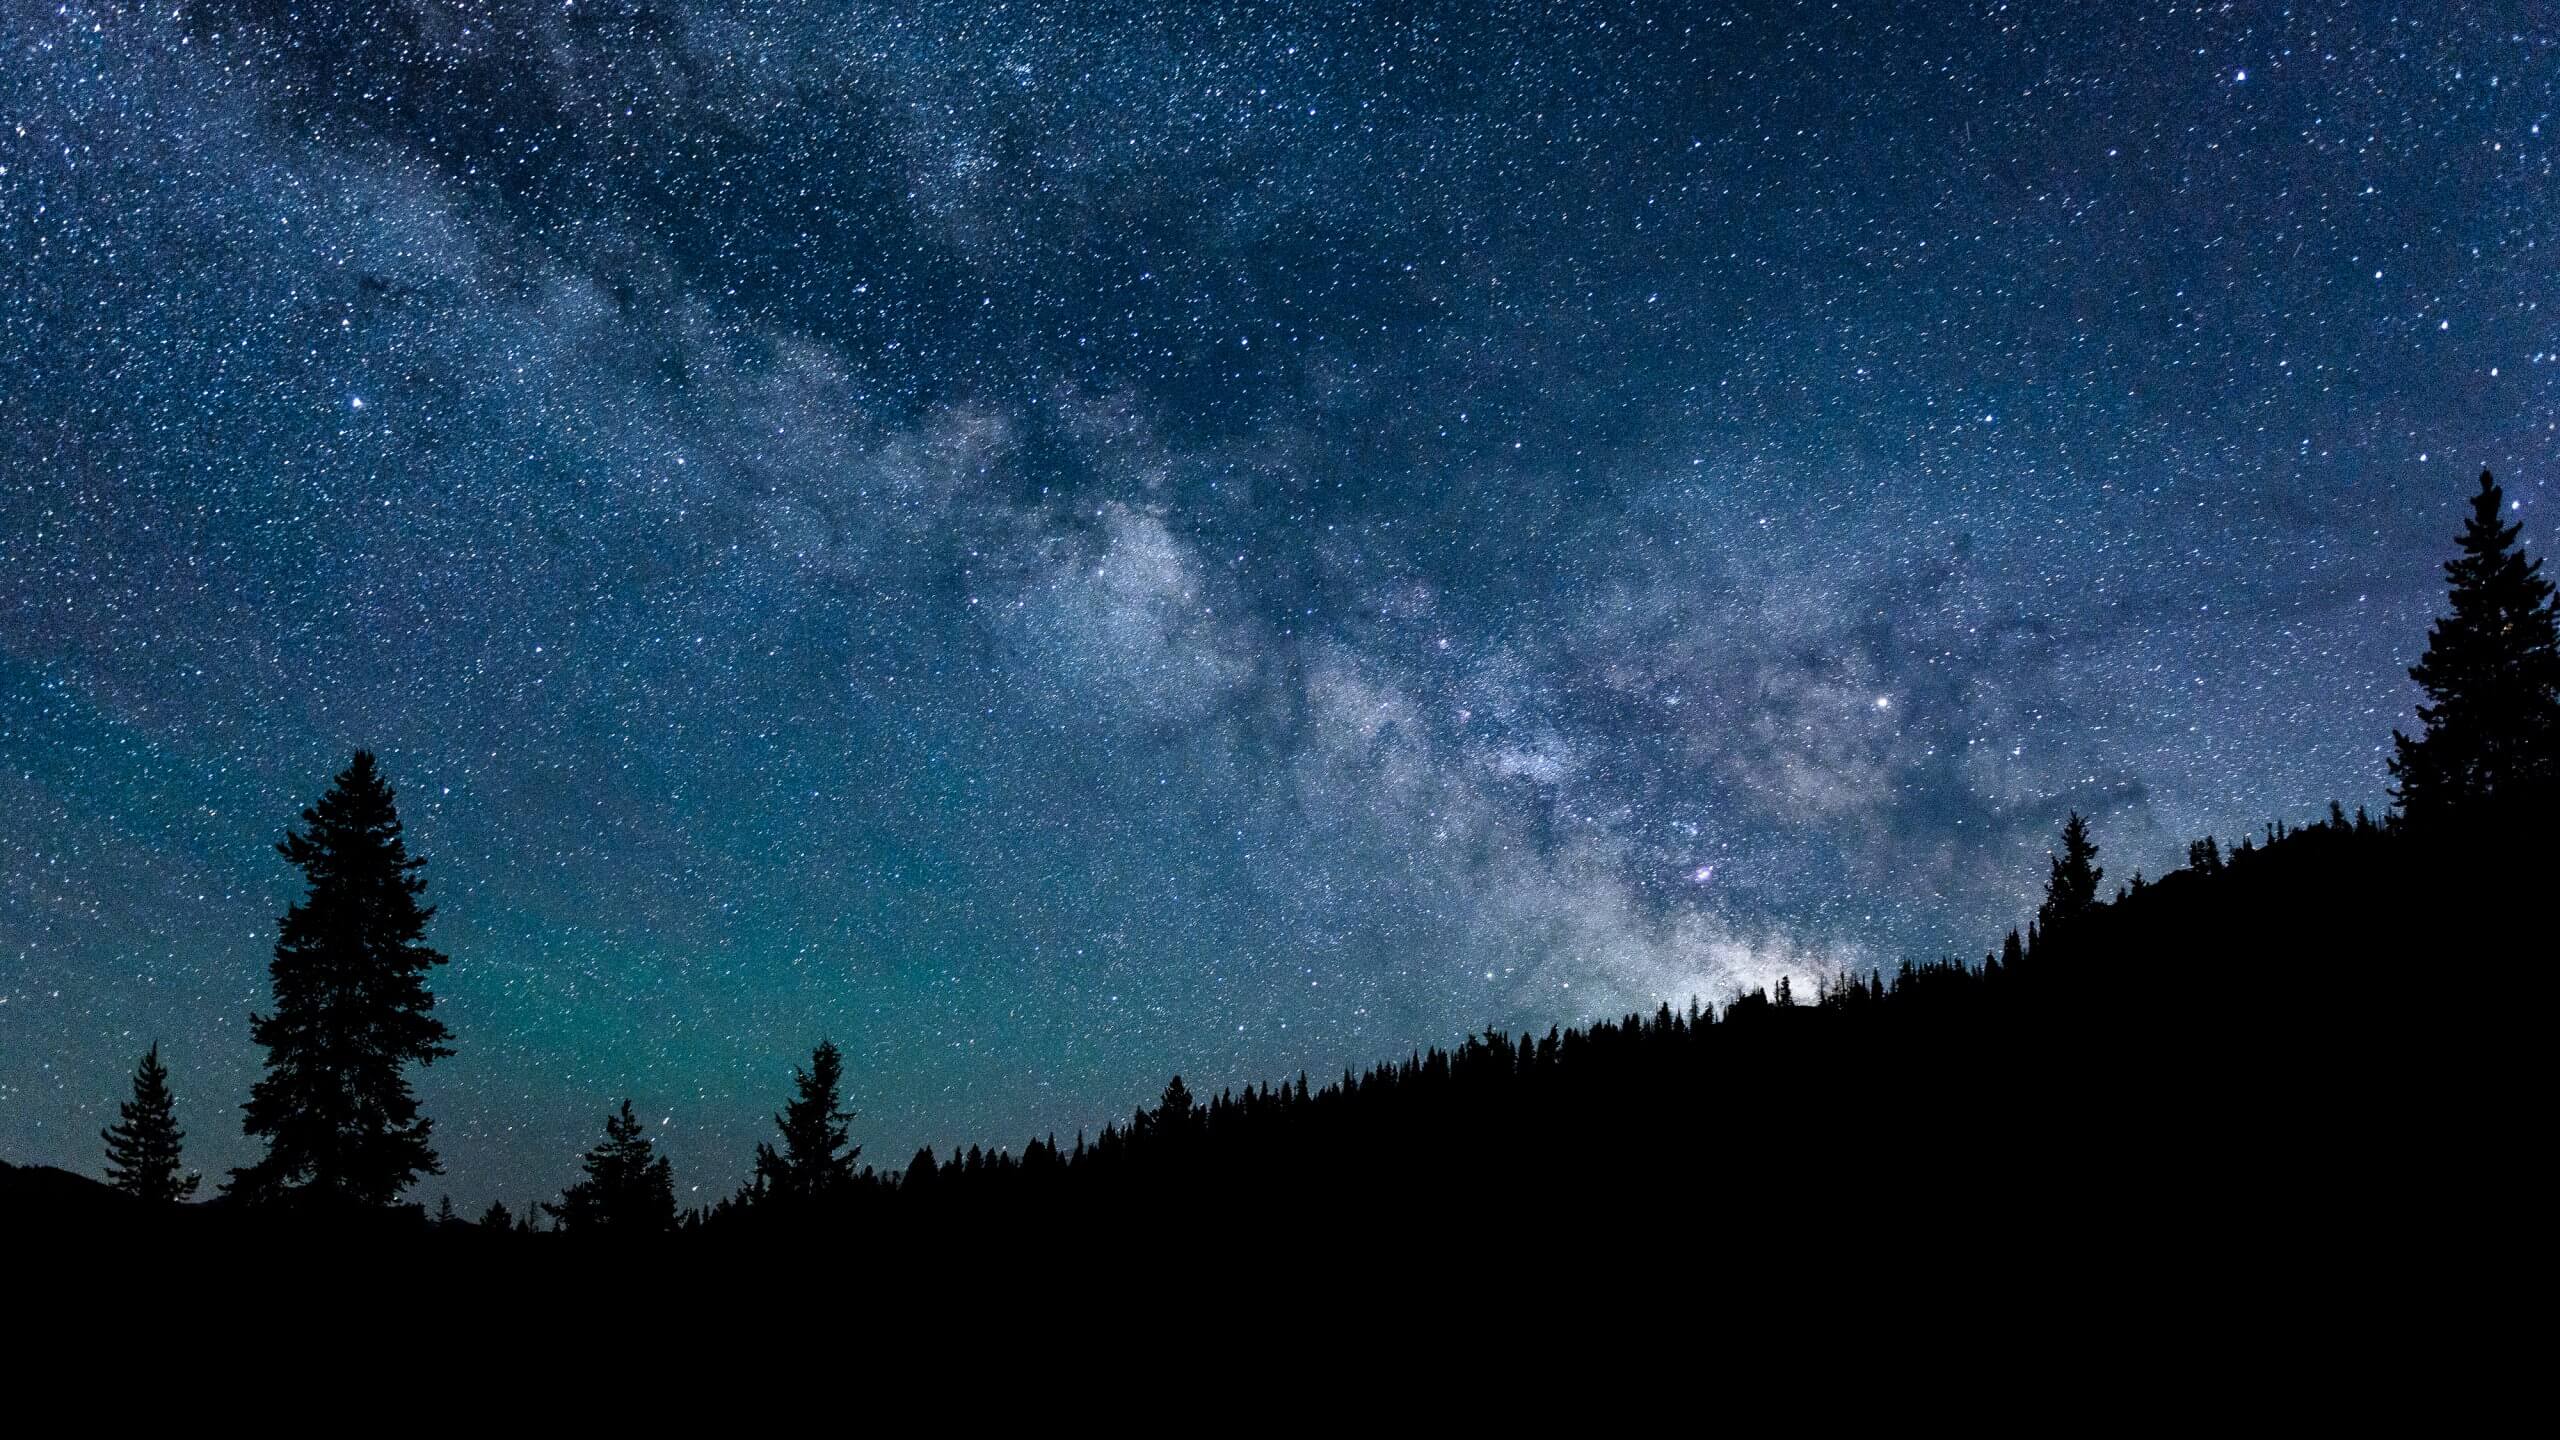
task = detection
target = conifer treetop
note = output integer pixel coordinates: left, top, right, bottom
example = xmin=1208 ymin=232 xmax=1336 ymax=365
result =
xmin=2037 ymin=811 xmax=2104 ymax=933
xmin=751 ymin=1038 xmax=861 ymax=1209
xmin=2391 ymin=470 xmax=2560 ymax=826
xmin=102 ymin=1041 xmax=199 ymax=1204
xmin=229 ymin=750 xmax=454 ymax=1208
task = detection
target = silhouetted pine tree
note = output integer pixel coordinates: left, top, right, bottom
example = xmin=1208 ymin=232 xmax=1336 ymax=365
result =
xmin=1158 ymin=1074 xmax=1197 ymax=1129
xmin=752 ymin=1039 xmax=860 ymax=1210
xmin=903 ymin=1146 xmax=939 ymax=1195
xmin=2037 ymin=812 xmax=2103 ymax=932
xmin=480 ymin=1199 xmax=513 ymax=1230
xmin=547 ymin=1099 xmax=676 ymax=1233
xmin=228 ymin=751 xmax=454 ymax=1207
xmin=2391 ymin=470 xmax=2560 ymax=828
xmin=101 ymin=1042 xmax=198 ymax=1203
xmin=2187 ymin=835 xmax=2224 ymax=874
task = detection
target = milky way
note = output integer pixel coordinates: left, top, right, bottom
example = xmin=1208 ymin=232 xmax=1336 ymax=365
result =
xmin=3 ymin=3 xmax=2552 ymax=1210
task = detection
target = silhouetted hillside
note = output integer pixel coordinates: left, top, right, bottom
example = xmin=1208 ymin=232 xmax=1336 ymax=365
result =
xmin=0 ymin=1160 xmax=132 ymax=1223
xmin=675 ymin=807 xmax=2522 ymax=1257
xmin=7 ymin=810 xmax=2529 ymax=1269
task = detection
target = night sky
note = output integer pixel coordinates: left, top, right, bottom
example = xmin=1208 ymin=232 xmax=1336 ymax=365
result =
xmin=3 ymin=2 xmax=2552 ymax=1212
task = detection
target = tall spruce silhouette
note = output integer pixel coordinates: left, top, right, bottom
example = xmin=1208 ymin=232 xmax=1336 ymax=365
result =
xmin=752 ymin=1039 xmax=860 ymax=1209
xmin=2037 ymin=812 xmax=2104 ymax=933
xmin=101 ymin=1042 xmax=199 ymax=1203
xmin=2390 ymin=470 xmax=2560 ymax=828
xmin=546 ymin=1099 xmax=676 ymax=1233
xmin=228 ymin=751 xmax=454 ymax=1207
xmin=1155 ymin=1074 xmax=1198 ymax=1136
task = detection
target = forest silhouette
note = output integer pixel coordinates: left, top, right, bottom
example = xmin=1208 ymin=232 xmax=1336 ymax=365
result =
xmin=6 ymin=470 xmax=2551 ymax=1259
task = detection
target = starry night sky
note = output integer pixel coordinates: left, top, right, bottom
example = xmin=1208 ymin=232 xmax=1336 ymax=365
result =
xmin=2 ymin=2 xmax=2551 ymax=1212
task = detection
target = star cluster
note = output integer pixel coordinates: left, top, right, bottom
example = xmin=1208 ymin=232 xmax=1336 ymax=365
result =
xmin=2 ymin=2 xmax=2552 ymax=1210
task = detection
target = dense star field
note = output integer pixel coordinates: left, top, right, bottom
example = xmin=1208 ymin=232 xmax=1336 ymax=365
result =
xmin=2 ymin=3 xmax=2552 ymax=1212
